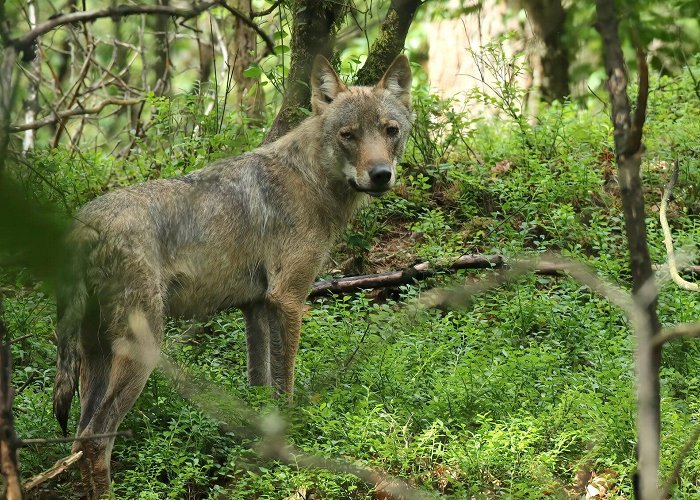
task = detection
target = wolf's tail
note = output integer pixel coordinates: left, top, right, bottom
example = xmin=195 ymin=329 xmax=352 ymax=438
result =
xmin=53 ymin=271 xmax=88 ymax=436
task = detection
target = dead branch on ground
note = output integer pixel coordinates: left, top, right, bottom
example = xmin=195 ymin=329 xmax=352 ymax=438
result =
xmin=309 ymin=252 xmax=700 ymax=299
xmin=23 ymin=451 xmax=82 ymax=492
xmin=309 ymin=254 xmax=505 ymax=298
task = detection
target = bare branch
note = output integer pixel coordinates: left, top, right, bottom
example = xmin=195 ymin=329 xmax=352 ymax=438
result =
xmin=23 ymin=451 xmax=83 ymax=491
xmin=418 ymin=255 xmax=642 ymax=320
xmin=659 ymin=159 xmax=700 ymax=292
xmin=9 ymin=97 xmax=143 ymax=132
xmin=8 ymin=1 xmax=219 ymax=56
xmin=252 ymin=1 xmax=281 ymax=17
xmin=627 ymin=43 xmax=648 ymax=154
xmin=20 ymin=429 xmax=133 ymax=446
xmin=652 ymin=322 xmax=700 ymax=347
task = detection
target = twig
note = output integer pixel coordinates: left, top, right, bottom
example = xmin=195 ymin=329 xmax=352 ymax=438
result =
xmin=10 ymin=97 xmax=143 ymax=132
xmin=660 ymin=424 xmax=700 ymax=498
xmin=14 ymin=371 xmax=37 ymax=396
xmin=20 ymin=429 xmax=133 ymax=446
xmin=252 ymin=1 xmax=281 ymax=17
xmin=659 ymin=159 xmax=699 ymax=292
xmin=419 ymin=255 xmax=642 ymax=320
xmin=22 ymin=451 xmax=83 ymax=491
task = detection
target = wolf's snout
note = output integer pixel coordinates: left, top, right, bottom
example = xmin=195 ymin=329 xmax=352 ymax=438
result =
xmin=369 ymin=165 xmax=392 ymax=188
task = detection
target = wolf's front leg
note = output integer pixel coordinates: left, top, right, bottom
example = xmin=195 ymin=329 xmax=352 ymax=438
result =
xmin=265 ymin=298 xmax=303 ymax=395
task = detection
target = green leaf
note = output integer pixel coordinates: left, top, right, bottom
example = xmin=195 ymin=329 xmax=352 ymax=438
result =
xmin=243 ymin=65 xmax=263 ymax=78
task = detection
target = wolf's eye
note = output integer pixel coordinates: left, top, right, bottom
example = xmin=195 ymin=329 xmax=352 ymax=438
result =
xmin=339 ymin=130 xmax=354 ymax=141
xmin=386 ymin=125 xmax=399 ymax=137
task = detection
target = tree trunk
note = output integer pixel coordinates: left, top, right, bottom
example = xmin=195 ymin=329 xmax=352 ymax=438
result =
xmin=151 ymin=0 xmax=171 ymax=96
xmin=521 ymin=0 xmax=569 ymax=102
xmin=22 ymin=0 xmax=39 ymax=153
xmin=354 ymin=0 xmax=422 ymax=86
xmin=231 ymin=0 xmax=264 ymax=121
xmin=0 ymin=297 xmax=22 ymax=500
xmin=264 ymin=0 xmax=347 ymax=143
xmin=0 ymin=49 xmax=15 ymax=172
xmin=595 ymin=1 xmax=660 ymax=498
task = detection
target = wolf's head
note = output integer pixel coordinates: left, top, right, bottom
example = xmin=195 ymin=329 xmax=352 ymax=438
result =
xmin=311 ymin=55 xmax=413 ymax=197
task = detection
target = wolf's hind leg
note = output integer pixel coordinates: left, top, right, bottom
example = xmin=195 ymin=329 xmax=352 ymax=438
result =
xmin=242 ymin=303 xmax=272 ymax=386
xmin=75 ymin=301 xmax=163 ymax=499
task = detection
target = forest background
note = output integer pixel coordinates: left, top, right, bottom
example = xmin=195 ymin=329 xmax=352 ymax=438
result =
xmin=1 ymin=0 xmax=700 ymax=498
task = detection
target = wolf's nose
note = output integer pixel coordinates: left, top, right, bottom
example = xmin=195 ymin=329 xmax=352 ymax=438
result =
xmin=369 ymin=165 xmax=392 ymax=187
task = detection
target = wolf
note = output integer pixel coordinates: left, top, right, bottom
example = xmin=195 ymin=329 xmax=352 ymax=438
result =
xmin=52 ymin=54 xmax=413 ymax=497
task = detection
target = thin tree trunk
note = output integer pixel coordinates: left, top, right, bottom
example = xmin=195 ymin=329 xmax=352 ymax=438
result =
xmin=22 ymin=0 xmax=39 ymax=153
xmin=231 ymin=0 xmax=264 ymax=121
xmin=595 ymin=1 xmax=660 ymax=498
xmin=151 ymin=0 xmax=171 ymax=96
xmin=0 ymin=48 xmax=15 ymax=172
xmin=521 ymin=0 xmax=569 ymax=102
xmin=0 ymin=297 xmax=22 ymax=500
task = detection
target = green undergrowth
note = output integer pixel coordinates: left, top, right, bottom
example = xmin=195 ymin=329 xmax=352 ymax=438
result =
xmin=6 ymin=61 xmax=700 ymax=498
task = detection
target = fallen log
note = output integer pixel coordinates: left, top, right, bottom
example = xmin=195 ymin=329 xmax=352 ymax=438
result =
xmin=309 ymin=254 xmax=700 ymax=299
xmin=309 ymin=254 xmax=504 ymax=298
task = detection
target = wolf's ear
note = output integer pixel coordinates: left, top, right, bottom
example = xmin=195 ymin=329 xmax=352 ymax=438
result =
xmin=375 ymin=54 xmax=412 ymax=110
xmin=310 ymin=56 xmax=348 ymax=115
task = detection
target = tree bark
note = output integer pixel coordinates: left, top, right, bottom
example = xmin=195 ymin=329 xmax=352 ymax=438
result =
xmin=151 ymin=0 xmax=171 ymax=96
xmin=354 ymin=0 xmax=422 ymax=86
xmin=22 ymin=0 xmax=39 ymax=153
xmin=595 ymin=1 xmax=660 ymax=498
xmin=521 ymin=0 xmax=569 ymax=102
xmin=0 ymin=297 xmax=22 ymax=500
xmin=264 ymin=0 xmax=347 ymax=143
xmin=231 ymin=0 xmax=264 ymax=121
xmin=0 ymin=49 xmax=15 ymax=173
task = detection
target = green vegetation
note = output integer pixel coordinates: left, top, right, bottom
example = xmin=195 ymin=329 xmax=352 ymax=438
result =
xmin=5 ymin=54 xmax=700 ymax=499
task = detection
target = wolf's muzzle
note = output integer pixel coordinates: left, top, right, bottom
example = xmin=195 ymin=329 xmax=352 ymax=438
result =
xmin=367 ymin=164 xmax=393 ymax=194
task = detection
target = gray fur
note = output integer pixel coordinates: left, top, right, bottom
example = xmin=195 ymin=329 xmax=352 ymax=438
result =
xmin=53 ymin=54 xmax=413 ymax=498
